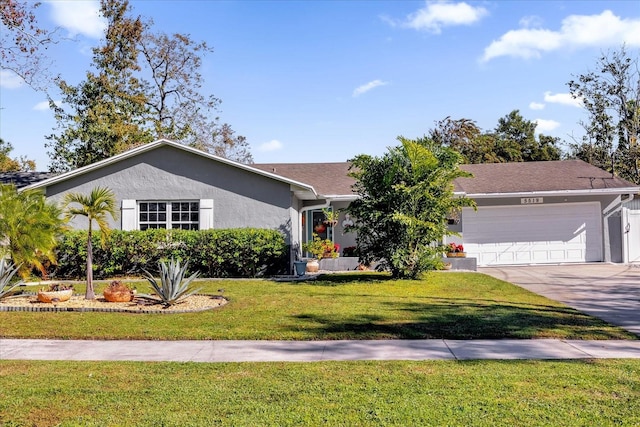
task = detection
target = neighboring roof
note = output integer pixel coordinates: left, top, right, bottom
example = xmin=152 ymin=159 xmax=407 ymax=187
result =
xmin=456 ymin=160 xmax=639 ymax=196
xmin=23 ymin=139 xmax=317 ymax=198
xmin=0 ymin=171 xmax=56 ymax=189
xmin=253 ymin=162 xmax=356 ymax=197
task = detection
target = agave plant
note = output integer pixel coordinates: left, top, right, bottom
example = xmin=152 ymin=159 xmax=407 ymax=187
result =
xmin=141 ymin=259 xmax=201 ymax=307
xmin=0 ymin=259 xmax=23 ymax=301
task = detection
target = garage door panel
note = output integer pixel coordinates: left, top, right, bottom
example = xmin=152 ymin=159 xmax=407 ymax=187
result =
xmin=462 ymin=203 xmax=602 ymax=266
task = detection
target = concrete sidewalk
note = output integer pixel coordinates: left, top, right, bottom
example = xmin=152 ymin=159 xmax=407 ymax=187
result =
xmin=2 ymin=339 xmax=639 ymax=362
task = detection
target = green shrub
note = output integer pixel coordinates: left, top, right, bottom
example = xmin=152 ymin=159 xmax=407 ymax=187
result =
xmin=52 ymin=228 xmax=288 ymax=279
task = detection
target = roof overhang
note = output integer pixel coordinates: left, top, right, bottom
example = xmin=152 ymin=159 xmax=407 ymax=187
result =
xmin=465 ymin=187 xmax=640 ymax=199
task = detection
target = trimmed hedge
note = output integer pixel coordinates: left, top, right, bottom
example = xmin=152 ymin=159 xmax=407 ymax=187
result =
xmin=52 ymin=228 xmax=289 ymax=279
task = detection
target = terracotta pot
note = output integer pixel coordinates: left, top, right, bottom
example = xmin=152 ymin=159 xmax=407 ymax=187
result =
xmin=306 ymin=259 xmax=319 ymax=273
xmin=446 ymin=252 xmax=467 ymax=258
xmin=103 ymin=287 xmax=134 ymax=302
xmin=37 ymin=289 xmax=73 ymax=303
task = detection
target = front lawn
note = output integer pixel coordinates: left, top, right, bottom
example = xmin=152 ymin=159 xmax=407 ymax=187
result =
xmin=0 ymin=272 xmax=635 ymax=340
xmin=1 ymin=359 xmax=639 ymax=426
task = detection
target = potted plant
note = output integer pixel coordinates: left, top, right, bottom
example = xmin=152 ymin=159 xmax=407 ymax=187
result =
xmin=321 ymin=207 xmax=340 ymax=227
xmin=314 ymin=222 xmax=327 ymax=234
xmin=102 ymin=280 xmax=136 ymax=302
xmin=293 ymin=259 xmax=308 ymax=277
xmin=302 ymin=233 xmax=339 ymax=272
xmin=37 ymin=283 xmax=73 ymax=303
xmin=446 ymin=243 xmax=466 ymax=258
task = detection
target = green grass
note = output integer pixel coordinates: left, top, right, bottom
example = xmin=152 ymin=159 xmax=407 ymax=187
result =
xmin=1 ymin=272 xmax=634 ymax=340
xmin=1 ymin=359 xmax=639 ymax=426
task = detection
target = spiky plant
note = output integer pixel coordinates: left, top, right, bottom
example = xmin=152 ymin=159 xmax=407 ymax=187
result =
xmin=141 ymin=259 xmax=201 ymax=307
xmin=0 ymin=259 xmax=23 ymax=301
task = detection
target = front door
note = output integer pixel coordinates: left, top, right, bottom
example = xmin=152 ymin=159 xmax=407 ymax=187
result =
xmin=304 ymin=209 xmax=334 ymax=256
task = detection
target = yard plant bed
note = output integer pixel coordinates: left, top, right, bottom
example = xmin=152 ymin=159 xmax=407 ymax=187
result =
xmin=0 ymin=272 xmax=635 ymax=340
xmin=1 ymin=359 xmax=639 ymax=426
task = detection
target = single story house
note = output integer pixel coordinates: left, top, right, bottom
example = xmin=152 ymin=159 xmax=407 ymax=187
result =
xmin=8 ymin=139 xmax=640 ymax=268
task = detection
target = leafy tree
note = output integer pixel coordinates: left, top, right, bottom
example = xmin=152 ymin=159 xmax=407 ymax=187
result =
xmin=430 ymin=111 xmax=561 ymax=163
xmin=0 ymin=184 xmax=63 ymax=278
xmin=139 ymin=30 xmax=253 ymax=163
xmin=205 ymin=123 xmax=253 ymax=163
xmin=63 ymin=187 xmax=117 ymax=300
xmin=347 ymin=137 xmax=474 ymax=279
xmin=567 ymin=45 xmax=640 ymax=184
xmin=494 ymin=110 xmax=562 ymax=161
xmin=0 ymin=138 xmax=36 ymax=171
xmin=0 ymin=0 xmax=56 ymax=89
xmin=46 ymin=0 xmax=153 ymax=172
xmin=46 ymin=0 xmax=251 ymax=171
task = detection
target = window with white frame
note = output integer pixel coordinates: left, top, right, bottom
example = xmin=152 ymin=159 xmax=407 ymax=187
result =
xmin=138 ymin=201 xmax=200 ymax=230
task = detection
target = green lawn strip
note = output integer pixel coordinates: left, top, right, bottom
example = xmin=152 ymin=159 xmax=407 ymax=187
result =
xmin=0 ymin=359 xmax=638 ymax=426
xmin=1 ymin=272 xmax=635 ymax=340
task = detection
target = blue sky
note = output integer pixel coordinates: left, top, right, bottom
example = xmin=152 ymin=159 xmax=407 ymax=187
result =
xmin=1 ymin=0 xmax=639 ymax=170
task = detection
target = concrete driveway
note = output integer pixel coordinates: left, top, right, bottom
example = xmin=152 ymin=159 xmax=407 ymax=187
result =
xmin=480 ymin=264 xmax=640 ymax=337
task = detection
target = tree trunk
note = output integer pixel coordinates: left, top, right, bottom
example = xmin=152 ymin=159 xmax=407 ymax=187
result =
xmin=85 ymin=227 xmax=95 ymax=300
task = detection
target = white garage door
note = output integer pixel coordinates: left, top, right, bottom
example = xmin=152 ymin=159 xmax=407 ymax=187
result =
xmin=462 ymin=202 xmax=602 ymax=266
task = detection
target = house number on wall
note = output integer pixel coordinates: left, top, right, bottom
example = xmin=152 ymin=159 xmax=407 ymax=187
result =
xmin=521 ymin=197 xmax=543 ymax=205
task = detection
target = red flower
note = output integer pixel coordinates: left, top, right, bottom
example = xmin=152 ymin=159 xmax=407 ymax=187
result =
xmin=448 ymin=243 xmax=464 ymax=253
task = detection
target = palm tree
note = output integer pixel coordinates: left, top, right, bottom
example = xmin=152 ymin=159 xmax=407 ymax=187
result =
xmin=63 ymin=187 xmax=118 ymax=300
xmin=0 ymin=184 xmax=64 ymax=278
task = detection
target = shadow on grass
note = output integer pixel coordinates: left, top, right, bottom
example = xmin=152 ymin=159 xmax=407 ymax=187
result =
xmin=312 ymin=273 xmax=394 ymax=285
xmin=292 ymin=299 xmax=636 ymax=340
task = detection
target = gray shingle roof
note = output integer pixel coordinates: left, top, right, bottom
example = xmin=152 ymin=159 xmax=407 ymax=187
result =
xmin=254 ymin=159 xmax=638 ymax=197
xmin=0 ymin=172 xmax=56 ymax=189
xmin=253 ymin=162 xmax=355 ymax=196
xmin=456 ymin=160 xmax=637 ymax=194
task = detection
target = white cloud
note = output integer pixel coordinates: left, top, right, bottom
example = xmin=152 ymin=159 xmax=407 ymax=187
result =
xmin=544 ymin=91 xmax=583 ymax=108
xmin=397 ymin=1 xmax=488 ymax=33
xmin=482 ymin=28 xmax=563 ymax=61
xmin=49 ymin=0 xmax=106 ymax=39
xmin=353 ymin=79 xmax=388 ymax=97
xmin=33 ymin=100 xmax=60 ymax=111
xmin=257 ymin=140 xmax=283 ymax=152
xmin=534 ymin=119 xmax=560 ymax=133
xmin=529 ymin=102 xmax=545 ymax=110
xmin=482 ymin=10 xmax=640 ymax=62
xmin=33 ymin=101 xmax=50 ymax=111
xmin=519 ymin=15 xmax=543 ymax=29
xmin=0 ymin=70 xmax=24 ymax=89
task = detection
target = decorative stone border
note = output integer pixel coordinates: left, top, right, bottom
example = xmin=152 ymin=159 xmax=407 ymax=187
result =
xmin=0 ymin=293 xmax=228 ymax=314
